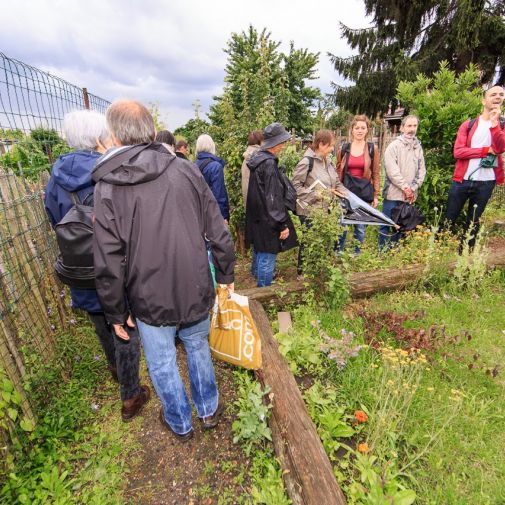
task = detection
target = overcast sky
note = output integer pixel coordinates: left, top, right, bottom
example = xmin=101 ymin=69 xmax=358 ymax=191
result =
xmin=0 ymin=0 xmax=369 ymax=129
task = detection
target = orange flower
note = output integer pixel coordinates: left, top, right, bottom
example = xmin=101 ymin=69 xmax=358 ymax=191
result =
xmin=358 ymin=443 xmax=370 ymax=454
xmin=354 ymin=410 xmax=368 ymax=424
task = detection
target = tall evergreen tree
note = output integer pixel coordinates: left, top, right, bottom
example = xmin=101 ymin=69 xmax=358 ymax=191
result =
xmin=329 ymin=0 xmax=505 ymax=116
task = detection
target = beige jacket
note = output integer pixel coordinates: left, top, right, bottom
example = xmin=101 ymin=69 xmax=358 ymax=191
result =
xmin=383 ymin=135 xmax=426 ymax=201
xmin=292 ymin=148 xmax=347 ymax=216
xmin=241 ymin=144 xmax=260 ymax=206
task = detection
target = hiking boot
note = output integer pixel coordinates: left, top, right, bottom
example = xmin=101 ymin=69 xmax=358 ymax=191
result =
xmin=200 ymin=403 xmax=224 ymax=430
xmin=159 ymin=408 xmax=194 ymax=442
xmin=121 ymin=385 xmax=150 ymax=422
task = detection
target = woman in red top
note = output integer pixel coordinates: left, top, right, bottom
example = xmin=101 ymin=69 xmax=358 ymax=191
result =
xmin=337 ymin=115 xmax=380 ymax=254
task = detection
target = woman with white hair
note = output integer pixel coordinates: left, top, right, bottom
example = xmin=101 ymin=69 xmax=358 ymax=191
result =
xmin=195 ymin=134 xmax=230 ymax=222
xmin=44 ymin=109 xmax=149 ymax=422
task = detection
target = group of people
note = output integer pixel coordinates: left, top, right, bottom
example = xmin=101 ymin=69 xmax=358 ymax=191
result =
xmin=46 ymin=101 xmax=234 ymax=441
xmin=242 ymin=85 xmax=505 ymax=286
xmin=44 ymin=84 xmax=504 ymax=441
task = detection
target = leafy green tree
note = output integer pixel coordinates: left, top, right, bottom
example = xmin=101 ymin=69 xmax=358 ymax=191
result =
xmin=207 ymin=25 xmax=320 ymax=246
xmin=330 ymin=0 xmax=505 ymax=116
xmin=173 ymin=117 xmax=210 ymax=153
xmin=148 ymin=102 xmax=166 ymax=132
xmin=397 ymin=62 xmax=483 ymax=221
xmin=1 ymin=128 xmax=69 ymax=181
xmin=284 ymin=42 xmax=321 ymax=133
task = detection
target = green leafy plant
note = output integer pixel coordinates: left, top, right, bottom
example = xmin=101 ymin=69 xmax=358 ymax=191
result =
xmin=348 ymin=453 xmax=416 ymax=505
xmin=299 ymin=204 xmax=344 ymax=282
xmin=0 ymin=320 xmax=134 ymax=505
xmin=1 ymin=128 xmax=70 ymax=181
xmin=232 ymin=371 xmax=272 ymax=455
xmin=250 ymin=450 xmax=292 ymax=505
xmin=452 ymin=226 xmax=488 ymax=290
xmin=304 ymin=382 xmax=354 ymax=458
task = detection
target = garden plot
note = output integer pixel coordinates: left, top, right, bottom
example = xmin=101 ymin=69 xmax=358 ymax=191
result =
xmin=272 ymin=272 xmax=505 ymax=504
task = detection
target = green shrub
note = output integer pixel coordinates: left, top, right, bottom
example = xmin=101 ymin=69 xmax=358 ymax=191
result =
xmin=397 ymin=62 xmax=482 ymax=222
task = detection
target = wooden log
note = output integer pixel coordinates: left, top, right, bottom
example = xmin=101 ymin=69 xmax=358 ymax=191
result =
xmin=251 ymin=300 xmax=346 ymax=505
xmin=239 ymin=244 xmax=505 ymax=302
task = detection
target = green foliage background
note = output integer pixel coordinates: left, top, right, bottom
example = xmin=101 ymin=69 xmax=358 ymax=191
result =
xmin=397 ymin=62 xmax=483 ymax=221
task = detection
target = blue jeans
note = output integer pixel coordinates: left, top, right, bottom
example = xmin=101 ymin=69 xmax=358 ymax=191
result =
xmin=338 ymin=224 xmax=366 ymax=254
xmin=252 ymin=251 xmax=277 ymax=287
xmin=136 ymin=316 xmax=218 ymax=435
xmin=379 ymin=199 xmax=403 ymax=250
xmin=445 ymin=180 xmax=495 ymax=248
xmin=251 ymin=246 xmax=257 ymax=278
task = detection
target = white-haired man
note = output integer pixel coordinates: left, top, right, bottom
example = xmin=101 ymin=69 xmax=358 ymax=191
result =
xmin=92 ymin=100 xmax=235 ymax=441
xmin=45 ymin=109 xmax=148 ymax=422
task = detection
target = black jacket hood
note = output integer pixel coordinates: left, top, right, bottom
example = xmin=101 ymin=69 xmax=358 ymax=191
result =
xmin=93 ymin=142 xmax=175 ymax=185
xmin=247 ymin=149 xmax=277 ymax=172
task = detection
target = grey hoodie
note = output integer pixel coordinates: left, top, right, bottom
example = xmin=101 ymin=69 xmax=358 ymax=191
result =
xmin=92 ymin=143 xmax=235 ymax=327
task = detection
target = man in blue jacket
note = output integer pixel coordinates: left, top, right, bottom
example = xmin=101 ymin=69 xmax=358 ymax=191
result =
xmin=45 ymin=110 xmax=149 ymax=422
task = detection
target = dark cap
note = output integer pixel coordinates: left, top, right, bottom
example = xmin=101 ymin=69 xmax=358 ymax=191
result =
xmin=262 ymin=122 xmax=291 ymax=149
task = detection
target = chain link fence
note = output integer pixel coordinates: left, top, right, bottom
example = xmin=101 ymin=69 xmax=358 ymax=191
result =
xmin=0 ymin=52 xmax=110 ymax=432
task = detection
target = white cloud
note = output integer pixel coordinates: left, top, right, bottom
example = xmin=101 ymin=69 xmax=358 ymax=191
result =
xmin=0 ymin=0 xmax=369 ymax=128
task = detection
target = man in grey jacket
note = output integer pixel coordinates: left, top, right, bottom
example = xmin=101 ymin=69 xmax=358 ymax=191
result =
xmin=93 ymin=100 xmax=235 ymax=441
xmin=379 ymin=115 xmax=426 ymax=249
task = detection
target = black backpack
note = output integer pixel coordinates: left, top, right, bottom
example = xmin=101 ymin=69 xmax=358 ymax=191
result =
xmin=54 ymin=192 xmax=95 ymax=288
xmin=54 ymin=145 xmax=147 ymax=289
xmin=467 ymin=116 xmax=505 ymax=136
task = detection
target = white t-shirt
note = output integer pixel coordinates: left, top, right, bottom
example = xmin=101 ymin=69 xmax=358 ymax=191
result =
xmin=464 ymin=117 xmax=495 ymax=181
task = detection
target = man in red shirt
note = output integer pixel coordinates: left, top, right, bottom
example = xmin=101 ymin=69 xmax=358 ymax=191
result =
xmin=445 ymin=85 xmax=505 ymax=247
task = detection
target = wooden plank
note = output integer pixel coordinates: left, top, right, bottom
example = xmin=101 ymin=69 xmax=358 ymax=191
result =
xmin=277 ymin=311 xmax=292 ymax=333
xmin=251 ymin=300 xmax=346 ymax=505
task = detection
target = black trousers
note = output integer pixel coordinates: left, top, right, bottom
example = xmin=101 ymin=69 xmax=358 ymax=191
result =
xmin=445 ymin=180 xmax=495 ymax=248
xmin=88 ymin=312 xmax=141 ymax=401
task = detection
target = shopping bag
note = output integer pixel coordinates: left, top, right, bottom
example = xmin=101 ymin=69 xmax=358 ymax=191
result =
xmin=209 ymin=286 xmax=262 ymax=369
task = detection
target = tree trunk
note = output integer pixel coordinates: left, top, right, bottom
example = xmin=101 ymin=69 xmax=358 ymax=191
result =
xmin=238 ymin=244 xmax=505 ymax=302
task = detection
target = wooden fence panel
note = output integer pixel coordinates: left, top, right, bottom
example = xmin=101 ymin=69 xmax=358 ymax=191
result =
xmin=0 ymin=170 xmax=72 ymax=421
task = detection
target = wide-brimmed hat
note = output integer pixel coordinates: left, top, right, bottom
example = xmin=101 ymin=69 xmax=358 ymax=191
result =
xmin=261 ymin=122 xmax=291 ymax=149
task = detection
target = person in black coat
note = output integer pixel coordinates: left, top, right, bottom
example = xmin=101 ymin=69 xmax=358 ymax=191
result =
xmin=245 ymin=123 xmax=297 ymax=287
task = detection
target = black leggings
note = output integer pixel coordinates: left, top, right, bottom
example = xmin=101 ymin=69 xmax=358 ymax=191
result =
xmin=88 ymin=312 xmax=141 ymax=401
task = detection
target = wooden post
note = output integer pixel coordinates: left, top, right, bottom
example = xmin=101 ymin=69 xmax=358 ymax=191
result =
xmin=251 ymin=300 xmax=347 ymax=505
xmin=82 ymin=88 xmax=90 ymax=109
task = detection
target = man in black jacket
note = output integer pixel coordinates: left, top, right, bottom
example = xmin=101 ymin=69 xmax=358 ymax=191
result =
xmin=93 ymin=100 xmax=235 ymax=441
xmin=245 ymin=123 xmax=297 ymax=287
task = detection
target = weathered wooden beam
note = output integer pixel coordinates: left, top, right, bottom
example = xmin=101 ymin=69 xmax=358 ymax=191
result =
xmin=251 ymin=300 xmax=347 ymax=505
xmin=277 ymin=312 xmax=292 ymax=333
xmin=239 ymin=244 xmax=505 ymax=302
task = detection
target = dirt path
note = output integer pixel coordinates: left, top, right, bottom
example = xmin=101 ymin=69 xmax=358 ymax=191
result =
xmin=125 ymin=350 xmax=252 ymax=505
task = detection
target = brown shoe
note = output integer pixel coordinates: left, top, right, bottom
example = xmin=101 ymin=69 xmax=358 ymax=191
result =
xmin=159 ymin=408 xmax=194 ymax=441
xmin=121 ymin=385 xmax=151 ymax=422
xmin=200 ymin=402 xmax=224 ymax=430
